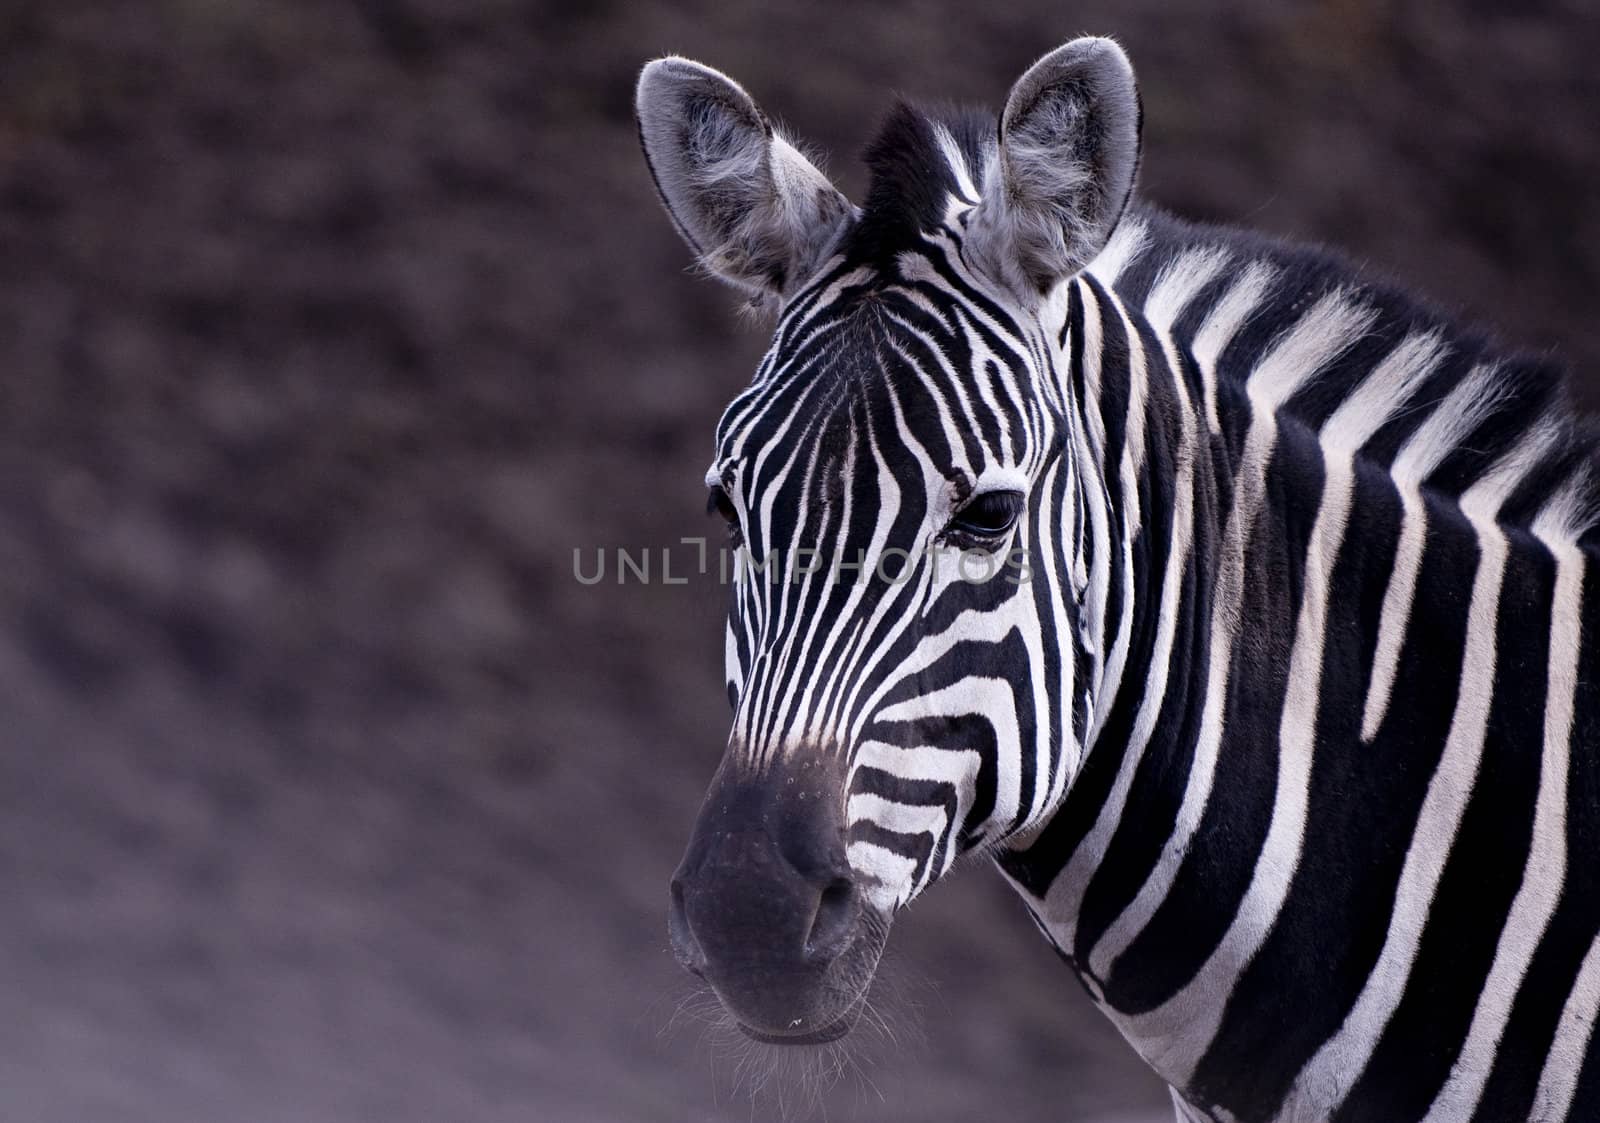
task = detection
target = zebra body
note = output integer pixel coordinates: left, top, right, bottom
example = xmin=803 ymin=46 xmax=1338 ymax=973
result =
xmin=637 ymin=38 xmax=1600 ymax=1121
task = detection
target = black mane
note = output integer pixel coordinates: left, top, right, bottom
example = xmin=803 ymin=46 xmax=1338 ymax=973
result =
xmin=841 ymin=101 xmax=994 ymax=269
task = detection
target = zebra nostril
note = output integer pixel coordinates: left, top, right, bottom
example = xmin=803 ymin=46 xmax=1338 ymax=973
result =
xmin=668 ymin=878 xmax=707 ymax=976
xmin=804 ymin=877 xmax=860 ymax=962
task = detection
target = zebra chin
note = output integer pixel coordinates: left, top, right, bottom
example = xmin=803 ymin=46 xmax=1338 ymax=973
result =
xmin=668 ymin=752 xmax=895 ymax=1045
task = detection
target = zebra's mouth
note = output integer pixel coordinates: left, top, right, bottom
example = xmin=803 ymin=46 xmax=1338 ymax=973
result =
xmin=731 ymin=979 xmax=872 ymax=1045
xmin=737 ymin=1014 xmax=853 ymax=1045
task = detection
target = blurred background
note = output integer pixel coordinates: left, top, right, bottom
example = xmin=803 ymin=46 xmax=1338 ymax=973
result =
xmin=0 ymin=2 xmax=1596 ymax=1121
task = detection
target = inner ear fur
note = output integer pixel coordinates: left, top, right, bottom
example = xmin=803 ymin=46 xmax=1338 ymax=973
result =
xmin=636 ymin=57 xmax=854 ymax=302
xmin=967 ymin=37 xmax=1143 ymax=301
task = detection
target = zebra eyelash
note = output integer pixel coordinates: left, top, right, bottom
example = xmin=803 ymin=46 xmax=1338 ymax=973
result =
xmin=706 ymin=485 xmax=744 ymax=544
xmin=944 ymin=489 xmax=1025 ymax=546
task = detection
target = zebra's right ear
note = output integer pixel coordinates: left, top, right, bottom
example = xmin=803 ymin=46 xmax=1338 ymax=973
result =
xmin=636 ymin=57 xmax=854 ymax=304
xmin=967 ymin=37 xmax=1143 ymax=301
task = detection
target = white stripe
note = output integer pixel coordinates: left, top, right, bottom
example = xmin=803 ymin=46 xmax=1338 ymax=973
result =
xmin=786 ymin=424 xmax=872 ymax=741
xmin=1144 ymin=248 xmax=1231 ymax=334
xmin=758 ymin=432 xmax=859 ymax=750
xmin=1031 ymin=454 xmax=1081 ymax=810
xmin=1024 ymin=402 xmax=1195 ymax=961
xmin=1189 ymin=262 xmax=1276 ymax=433
xmin=846 ymin=841 xmax=920 ymax=911
xmin=847 ymin=792 xmax=949 ymax=839
xmin=1075 ymin=285 xmax=1114 ymax=698
xmin=736 ymin=395 xmax=835 ymax=755
xmin=853 ymin=738 xmax=984 ymax=789
xmin=1360 ymin=362 xmax=1505 ymax=741
xmin=1086 ymin=216 xmax=1150 ymax=287
xmin=881 ymin=326 xmax=979 ymax=481
xmin=724 ymin=621 xmax=744 ymax=697
xmin=932 ymin=123 xmax=980 ymax=204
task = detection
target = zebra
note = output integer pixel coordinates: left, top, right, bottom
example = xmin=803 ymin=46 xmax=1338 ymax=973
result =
xmin=635 ymin=36 xmax=1600 ymax=1122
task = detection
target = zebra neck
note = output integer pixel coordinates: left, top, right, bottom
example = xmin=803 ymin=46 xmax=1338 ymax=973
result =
xmin=1007 ymin=246 xmax=1600 ymax=1120
xmin=1057 ymin=272 xmax=1216 ymax=779
xmin=994 ymin=270 xmax=1216 ymax=888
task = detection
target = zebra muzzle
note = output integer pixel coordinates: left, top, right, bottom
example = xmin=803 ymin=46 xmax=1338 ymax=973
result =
xmin=668 ymin=753 xmax=888 ymax=1042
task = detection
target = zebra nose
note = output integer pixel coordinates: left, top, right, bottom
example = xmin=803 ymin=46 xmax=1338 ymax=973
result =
xmin=670 ymin=862 xmax=853 ymax=973
xmin=669 ymin=835 xmax=859 ymax=1035
xmin=667 ymin=756 xmax=864 ymax=1037
xmin=670 ymin=830 xmax=857 ymax=965
xmin=804 ymin=877 xmax=860 ymax=962
xmin=667 ymin=875 xmax=708 ymax=976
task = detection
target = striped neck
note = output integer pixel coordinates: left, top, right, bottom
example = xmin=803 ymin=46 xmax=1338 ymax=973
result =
xmin=1001 ymin=209 xmax=1598 ymax=1119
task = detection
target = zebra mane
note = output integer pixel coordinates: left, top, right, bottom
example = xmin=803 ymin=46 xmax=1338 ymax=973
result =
xmin=840 ymin=101 xmax=1600 ymax=547
xmin=840 ymin=100 xmax=993 ymax=268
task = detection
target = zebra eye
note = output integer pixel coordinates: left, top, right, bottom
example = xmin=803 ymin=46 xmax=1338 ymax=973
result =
xmin=707 ymin=485 xmax=743 ymax=543
xmin=949 ymin=490 xmax=1024 ymax=540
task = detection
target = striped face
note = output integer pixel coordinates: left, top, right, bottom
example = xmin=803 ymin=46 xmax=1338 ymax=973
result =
xmin=708 ymin=263 xmax=1079 ymax=912
xmin=640 ymin=39 xmax=1141 ymax=1043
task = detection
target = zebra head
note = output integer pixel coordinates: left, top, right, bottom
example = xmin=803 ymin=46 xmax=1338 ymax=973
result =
xmin=637 ymin=38 xmax=1141 ymax=1044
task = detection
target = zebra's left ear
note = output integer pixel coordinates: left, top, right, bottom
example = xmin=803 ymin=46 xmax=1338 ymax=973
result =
xmin=968 ymin=37 xmax=1142 ymax=300
xmin=636 ymin=57 xmax=855 ymax=304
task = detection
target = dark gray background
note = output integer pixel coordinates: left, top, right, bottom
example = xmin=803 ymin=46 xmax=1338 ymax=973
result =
xmin=1 ymin=2 xmax=1596 ymax=1120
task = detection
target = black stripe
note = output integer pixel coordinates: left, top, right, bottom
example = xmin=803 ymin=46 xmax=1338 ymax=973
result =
xmin=1334 ymin=521 xmax=1550 ymax=1121
xmin=1189 ymin=460 xmax=1406 ymax=1116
